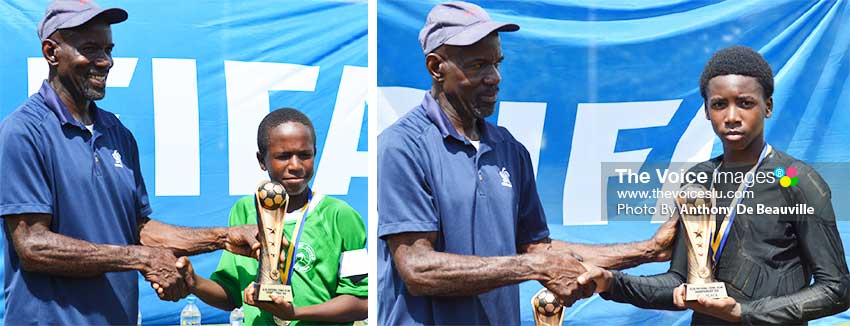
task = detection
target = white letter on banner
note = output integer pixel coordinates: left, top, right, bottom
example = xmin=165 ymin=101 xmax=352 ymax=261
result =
xmin=225 ymin=61 xmax=320 ymax=195
xmin=152 ymin=59 xmax=200 ymax=196
xmin=27 ymin=57 xmax=138 ymax=95
xmin=376 ymin=86 xmax=427 ymax=134
xmin=313 ymin=66 xmax=368 ymax=195
xmin=497 ymin=102 xmax=547 ymax=176
xmin=563 ymin=100 xmax=681 ymax=225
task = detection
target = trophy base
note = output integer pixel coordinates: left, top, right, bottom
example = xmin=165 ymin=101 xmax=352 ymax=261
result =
xmin=255 ymin=283 xmax=293 ymax=302
xmin=685 ymin=282 xmax=728 ymax=301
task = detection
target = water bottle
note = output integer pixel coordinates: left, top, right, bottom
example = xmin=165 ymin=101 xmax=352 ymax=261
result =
xmin=180 ymin=296 xmax=202 ymax=326
xmin=137 ymin=309 xmax=142 ymax=326
xmin=229 ymin=307 xmax=244 ymax=326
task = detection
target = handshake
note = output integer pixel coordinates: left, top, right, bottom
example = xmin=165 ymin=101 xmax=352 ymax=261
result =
xmin=139 ymin=224 xmax=268 ymax=301
xmin=525 ymin=214 xmax=679 ymax=309
xmin=524 ymin=249 xmax=614 ymax=308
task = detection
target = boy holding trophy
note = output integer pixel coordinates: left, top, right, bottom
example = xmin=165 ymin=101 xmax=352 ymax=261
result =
xmin=177 ymin=108 xmax=368 ymax=325
xmin=578 ymin=46 xmax=849 ymax=325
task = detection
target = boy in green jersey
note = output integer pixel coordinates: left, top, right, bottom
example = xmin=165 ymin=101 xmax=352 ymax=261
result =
xmin=176 ymin=108 xmax=368 ymax=325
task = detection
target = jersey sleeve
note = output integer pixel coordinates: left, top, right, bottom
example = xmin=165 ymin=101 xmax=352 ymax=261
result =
xmin=332 ymin=202 xmax=368 ymax=297
xmin=377 ymin=131 xmax=439 ymax=238
xmin=0 ymin=117 xmax=52 ymax=217
xmin=209 ymin=196 xmax=257 ymax=308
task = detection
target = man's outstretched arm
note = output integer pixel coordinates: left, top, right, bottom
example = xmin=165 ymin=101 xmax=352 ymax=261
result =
xmin=546 ymin=214 xmax=679 ymax=270
xmin=138 ymin=218 xmax=261 ymax=258
xmin=387 ymin=231 xmax=592 ymax=303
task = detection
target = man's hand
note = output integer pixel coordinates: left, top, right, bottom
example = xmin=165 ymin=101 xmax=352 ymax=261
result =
xmin=224 ymin=224 xmax=263 ymax=258
xmin=673 ymin=284 xmax=742 ymax=322
xmin=531 ymin=251 xmax=594 ymax=306
xmin=244 ymin=282 xmax=297 ymax=320
xmin=648 ymin=213 xmax=679 ymax=261
xmin=576 ymin=263 xmax=613 ymax=293
xmin=142 ymin=247 xmax=188 ymax=302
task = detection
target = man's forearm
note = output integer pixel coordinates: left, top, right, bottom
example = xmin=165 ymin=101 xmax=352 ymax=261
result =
xmin=15 ymin=229 xmax=149 ymax=277
xmin=398 ymin=250 xmax=543 ymax=296
xmin=551 ymin=240 xmax=656 ymax=270
xmin=294 ymin=295 xmax=367 ymax=323
xmin=140 ymin=219 xmax=227 ymax=256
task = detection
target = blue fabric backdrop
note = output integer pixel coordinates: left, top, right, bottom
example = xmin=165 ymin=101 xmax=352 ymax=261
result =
xmin=0 ymin=0 xmax=367 ymax=324
xmin=378 ymin=0 xmax=849 ymax=325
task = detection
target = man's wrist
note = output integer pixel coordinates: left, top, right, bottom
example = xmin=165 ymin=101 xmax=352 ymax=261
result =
xmin=640 ymin=240 xmax=659 ymax=262
xmin=215 ymin=227 xmax=229 ymax=250
xmin=128 ymin=245 xmax=152 ymax=272
xmin=519 ymin=252 xmax=549 ymax=282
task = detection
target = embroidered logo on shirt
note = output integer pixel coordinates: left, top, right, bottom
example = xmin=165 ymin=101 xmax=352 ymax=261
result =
xmin=499 ymin=167 xmax=512 ymax=188
xmin=112 ymin=150 xmax=124 ymax=168
xmin=294 ymin=243 xmax=316 ymax=273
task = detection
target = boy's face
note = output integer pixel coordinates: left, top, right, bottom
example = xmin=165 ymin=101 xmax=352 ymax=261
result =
xmin=258 ymin=122 xmax=315 ymax=196
xmin=704 ymin=74 xmax=773 ymax=153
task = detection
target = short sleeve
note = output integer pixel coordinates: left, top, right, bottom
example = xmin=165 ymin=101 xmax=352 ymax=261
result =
xmin=332 ymin=203 xmax=368 ymax=297
xmin=515 ymin=143 xmax=549 ymax=245
xmin=125 ymin=130 xmax=152 ymax=218
xmin=0 ymin=119 xmax=53 ymax=217
xmin=377 ymin=131 xmax=439 ymax=238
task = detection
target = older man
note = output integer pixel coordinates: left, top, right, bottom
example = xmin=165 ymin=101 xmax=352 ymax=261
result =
xmin=0 ymin=1 xmax=259 ymax=324
xmin=377 ymin=2 xmax=678 ymax=325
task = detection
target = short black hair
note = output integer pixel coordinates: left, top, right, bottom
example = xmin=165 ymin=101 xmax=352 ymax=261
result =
xmin=699 ymin=46 xmax=774 ymax=101
xmin=257 ymin=108 xmax=316 ymax=158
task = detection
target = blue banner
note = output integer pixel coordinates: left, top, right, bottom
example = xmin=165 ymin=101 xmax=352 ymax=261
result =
xmin=0 ymin=0 xmax=367 ymax=324
xmin=378 ymin=0 xmax=849 ymax=324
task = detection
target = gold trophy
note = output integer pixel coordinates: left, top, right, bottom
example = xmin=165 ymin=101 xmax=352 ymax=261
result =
xmin=675 ymin=183 xmax=727 ymax=301
xmin=531 ymin=288 xmax=565 ymax=326
xmin=253 ymin=180 xmax=294 ymax=302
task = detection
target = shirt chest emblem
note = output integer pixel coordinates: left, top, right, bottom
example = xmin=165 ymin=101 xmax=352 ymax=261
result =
xmin=112 ymin=150 xmax=124 ymax=168
xmin=294 ymin=242 xmax=316 ymax=273
xmin=499 ymin=167 xmax=512 ymax=188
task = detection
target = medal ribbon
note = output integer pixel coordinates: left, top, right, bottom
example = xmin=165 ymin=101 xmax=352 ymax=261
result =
xmin=709 ymin=144 xmax=771 ymax=262
xmin=281 ymin=191 xmax=313 ymax=285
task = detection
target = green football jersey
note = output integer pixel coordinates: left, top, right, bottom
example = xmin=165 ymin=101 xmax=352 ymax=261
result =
xmin=210 ymin=194 xmax=368 ymax=326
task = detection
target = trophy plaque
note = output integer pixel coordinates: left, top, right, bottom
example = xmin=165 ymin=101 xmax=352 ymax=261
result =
xmin=531 ymin=288 xmax=565 ymax=326
xmin=675 ymin=183 xmax=727 ymax=301
xmin=254 ymin=180 xmax=293 ymax=302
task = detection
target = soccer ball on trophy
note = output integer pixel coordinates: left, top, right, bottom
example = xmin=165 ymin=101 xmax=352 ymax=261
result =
xmin=531 ymin=288 xmax=565 ymax=326
xmin=257 ymin=181 xmax=287 ymax=210
xmin=534 ymin=289 xmax=562 ymax=316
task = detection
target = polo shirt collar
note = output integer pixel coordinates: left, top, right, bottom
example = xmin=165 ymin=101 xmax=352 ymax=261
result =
xmin=38 ymin=80 xmax=115 ymax=131
xmin=422 ymin=92 xmax=505 ymax=144
xmin=423 ymin=92 xmax=464 ymax=141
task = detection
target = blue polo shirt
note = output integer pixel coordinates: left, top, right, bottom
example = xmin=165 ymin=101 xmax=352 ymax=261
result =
xmin=0 ymin=81 xmax=151 ymax=325
xmin=378 ymin=93 xmax=549 ymax=325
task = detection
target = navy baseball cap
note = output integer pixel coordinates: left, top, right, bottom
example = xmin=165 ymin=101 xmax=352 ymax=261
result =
xmin=38 ymin=0 xmax=127 ymax=41
xmin=419 ymin=1 xmax=519 ymax=55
